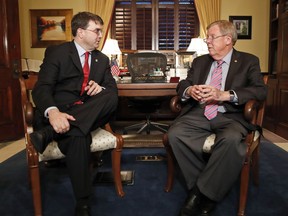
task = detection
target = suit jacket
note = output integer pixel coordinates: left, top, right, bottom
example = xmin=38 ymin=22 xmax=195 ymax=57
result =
xmin=32 ymin=41 xmax=118 ymax=115
xmin=177 ymin=49 xmax=267 ymax=130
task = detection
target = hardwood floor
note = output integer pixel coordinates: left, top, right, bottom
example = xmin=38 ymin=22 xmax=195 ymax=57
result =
xmin=0 ymin=138 xmax=25 ymax=163
xmin=262 ymin=128 xmax=288 ymax=151
xmin=0 ymin=128 xmax=287 ymax=163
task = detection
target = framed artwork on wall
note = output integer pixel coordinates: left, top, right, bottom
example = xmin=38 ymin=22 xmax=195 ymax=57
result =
xmin=30 ymin=9 xmax=73 ymax=48
xmin=229 ymin=16 xmax=252 ymax=40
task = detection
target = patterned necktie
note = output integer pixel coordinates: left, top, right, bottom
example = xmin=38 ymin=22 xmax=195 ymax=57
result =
xmin=204 ymin=60 xmax=224 ymax=120
xmin=81 ymin=51 xmax=90 ymax=95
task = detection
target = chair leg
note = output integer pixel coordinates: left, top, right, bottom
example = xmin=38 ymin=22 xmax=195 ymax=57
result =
xmin=111 ymin=148 xmax=125 ymax=197
xmin=29 ymin=163 xmax=42 ymax=216
xmin=123 ymin=121 xmax=147 ymax=134
xmin=137 ymin=122 xmax=150 ymax=134
xmin=123 ymin=114 xmax=168 ymax=134
xmin=26 ymin=138 xmax=43 ymax=216
xmin=163 ymin=133 xmax=175 ymax=192
xmin=150 ymin=121 xmax=169 ymax=133
xmin=238 ymin=159 xmax=250 ymax=216
xmin=251 ymin=144 xmax=260 ymax=186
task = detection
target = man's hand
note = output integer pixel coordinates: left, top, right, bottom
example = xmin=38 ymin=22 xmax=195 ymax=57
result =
xmin=84 ymin=80 xmax=104 ymax=96
xmin=47 ymin=108 xmax=76 ymax=134
xmin=186 ymin=85 xmax=230 ymax=103
xmin=185 ymin=85 xmax=206 ymax=101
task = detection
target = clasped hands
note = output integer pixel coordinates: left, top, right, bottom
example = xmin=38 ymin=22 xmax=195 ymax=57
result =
xmin=47 ymin=80 xmax=103 ymax=134
xmin=186 ymin=84 xmax=223 ymax=103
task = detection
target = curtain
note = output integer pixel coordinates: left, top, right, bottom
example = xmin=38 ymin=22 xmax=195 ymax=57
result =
xmin=86 ymin=0 xmax=115 ymax=49
xmin=195 ymin=0 xmax=221 ymax=38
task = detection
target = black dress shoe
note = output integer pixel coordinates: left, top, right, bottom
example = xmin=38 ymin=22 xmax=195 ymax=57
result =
xmin=30 ymin=125 xmax=57 ymax=154
xmin=179 ymin=186 xmax=201 ymax=216
xmin=44 ymin=159 xmax=64 ymax=168
xmin=75 ymin=205 xmax=91 ymax=216
xmin=199 ymin=195 xmax=216 ymax=216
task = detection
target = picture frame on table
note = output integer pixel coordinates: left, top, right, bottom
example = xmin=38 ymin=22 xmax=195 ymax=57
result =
xmin=229 ymin=16 xmax=252 ymax=40
xmin=30 ymin=9 xmax=73 ymax=48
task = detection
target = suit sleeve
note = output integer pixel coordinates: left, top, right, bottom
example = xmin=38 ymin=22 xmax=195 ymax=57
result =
xmin=227 ymin=54 xmax=267 ymax=105
xmin=32 ymin=46 xmax=60 ymax=115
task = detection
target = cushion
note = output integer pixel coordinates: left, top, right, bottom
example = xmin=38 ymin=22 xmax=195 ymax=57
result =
xmin=203 ymin=134 xmax=216 ymax=153
xmin=38 ymin=128 xmax=117 ymax=162
xmin=202 ymin=131 xmax=260 ymax=154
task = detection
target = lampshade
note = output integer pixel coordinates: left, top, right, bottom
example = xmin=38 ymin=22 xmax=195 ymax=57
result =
xmin=186 ymin=38 xmax=208 ymax=55
xmin=101 ymin=39 xmax=122 ymax=56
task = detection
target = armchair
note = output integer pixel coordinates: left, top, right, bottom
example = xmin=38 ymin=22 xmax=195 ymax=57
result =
xmin=19 ymin=72 xmax=125 ymax=216
xmin=162 ymin=75 xmax=268 ymax=216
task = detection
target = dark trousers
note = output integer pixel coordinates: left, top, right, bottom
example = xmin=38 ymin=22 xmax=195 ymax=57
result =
xmin=58 ymin=135 xmax=92 ymax=204
xmin=34 ymin=90 xmax=118 ymax=204
xmin=66 ymin=90 xmax=118 ymax=135
xmin=167 ymin=107 xmax=248 ymax=201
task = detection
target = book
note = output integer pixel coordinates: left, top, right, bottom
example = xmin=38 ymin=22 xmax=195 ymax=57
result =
xmin=21 ymin=58 xmax=42 ymax=72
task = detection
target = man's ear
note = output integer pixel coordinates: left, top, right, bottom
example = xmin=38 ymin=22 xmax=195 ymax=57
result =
xmin=77 ymin=28 xmax=84 ymax=39
xmin=226 ymin=36 xmax=232 ymax=46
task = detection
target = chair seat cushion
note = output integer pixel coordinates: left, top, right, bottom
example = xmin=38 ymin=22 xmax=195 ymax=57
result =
xmin=203 ymin=134 xmax=216 ymax=153
xmin=202 ymin=130 xmax=260 ymax=154
xmin=38 ymin=128 xmax=117 ymax=162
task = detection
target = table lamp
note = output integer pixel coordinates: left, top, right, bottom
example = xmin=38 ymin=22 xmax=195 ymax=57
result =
xmin=102 ymin=39 xmax=122 ymax=59
xmin=102 ymin=39 xmax=122 ymax=77
xmin=186 ymin=37 xmax=208 ymax=57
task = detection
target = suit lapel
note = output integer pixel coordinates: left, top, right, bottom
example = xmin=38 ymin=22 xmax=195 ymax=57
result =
xmin=69 ymin=42 xmax=83 ymax=73
xmin=198 ymin=56 xmax=214 ymax=84
xmin=90 ymin=50 xmax=101 ymax=75
xmin=225 ymin=49 xmax=240 ymax=90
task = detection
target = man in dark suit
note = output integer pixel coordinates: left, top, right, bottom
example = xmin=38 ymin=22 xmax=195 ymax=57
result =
xmin=167 ymin=20 xmax=267 ymax=216
xmin=30 ymin=12 xmax=118 ymax=216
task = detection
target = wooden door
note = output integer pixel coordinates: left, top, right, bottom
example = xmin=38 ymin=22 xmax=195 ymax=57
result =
xmin=275 ymin=4 xmax=288 ymax=139
xmin=0 ymin=0 xmax=23 ymax=142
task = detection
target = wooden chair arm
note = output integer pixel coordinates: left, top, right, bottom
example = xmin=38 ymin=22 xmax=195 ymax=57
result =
xmin=244 ymin=99 xmax=260 ymax=125
xmin=104 ymin=123 xmax=113 ymax=132
xmin=170 ymin=95 xmax=182 ymax=113
xmin=25 ymin=101 xmax=34 ymax=126
xmin=104 ymin=123 xmax=124 ymax=150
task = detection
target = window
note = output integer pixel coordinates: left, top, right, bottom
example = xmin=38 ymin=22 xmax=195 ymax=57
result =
xmin=112 ymin=0 xmax=199 ymax=51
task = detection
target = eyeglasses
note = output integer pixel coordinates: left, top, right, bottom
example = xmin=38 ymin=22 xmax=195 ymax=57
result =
xmin=203 ymin=35 xmax=226 ymax=43
xmin=85 ymin=28 xmax=103 ymax=35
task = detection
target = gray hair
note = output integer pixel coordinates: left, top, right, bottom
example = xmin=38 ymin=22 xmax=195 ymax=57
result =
xmin=207 ymin=20 xmax=238 ymax=45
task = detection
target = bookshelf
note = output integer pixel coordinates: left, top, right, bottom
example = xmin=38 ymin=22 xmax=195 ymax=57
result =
xmin=269 ymin=0 xmax=279 ymax=75
xmin=264 ymin=0 xmax=288 ymax=140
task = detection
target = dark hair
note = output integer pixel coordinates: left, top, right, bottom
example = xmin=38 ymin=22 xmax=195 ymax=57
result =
xmin=71 ymin=12 xmax=104 ymax=37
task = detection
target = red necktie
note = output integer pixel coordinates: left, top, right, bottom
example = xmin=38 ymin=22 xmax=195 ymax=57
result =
xmin=81 ymin=51 xmax=90 ymax=95
xmin=204 ymin=60 xmax=224 ymax=120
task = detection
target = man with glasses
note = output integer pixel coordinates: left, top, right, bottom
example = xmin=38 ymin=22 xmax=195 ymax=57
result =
xmin=167 ymin=20 xmax=267 ymax=216
xmin=30 ymin=12 xmax=118 ymax=216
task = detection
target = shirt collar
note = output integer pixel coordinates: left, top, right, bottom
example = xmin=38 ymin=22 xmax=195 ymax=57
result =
xmin=221 ymin=49 xmax=233 ymax=66
xmin=74 ymin=40 xmax=87 ymax=57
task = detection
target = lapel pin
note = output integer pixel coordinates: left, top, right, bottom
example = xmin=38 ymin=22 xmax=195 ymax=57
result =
xmin=234 ymin=60 xmax=238 ymax=63
xmin=95 ymin=59 xmax=98 ymax=62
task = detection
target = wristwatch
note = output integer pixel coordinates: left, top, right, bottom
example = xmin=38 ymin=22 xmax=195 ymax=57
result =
xmin=229 ymin=90 xmax=235 ymax=101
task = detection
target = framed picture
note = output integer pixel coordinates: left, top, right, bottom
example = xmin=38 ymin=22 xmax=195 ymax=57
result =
xmin=30 ymin=9 xmax=73 ymax=48
xmin=229 ymin=16 xmax=252 ymax=39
